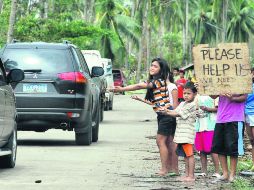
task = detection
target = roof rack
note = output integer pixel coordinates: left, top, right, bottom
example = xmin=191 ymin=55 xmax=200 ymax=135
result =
xmin=62 ymin=40 xmax=71 ymax=44
xmin=11 ymin=39 xmax=19 ymax=43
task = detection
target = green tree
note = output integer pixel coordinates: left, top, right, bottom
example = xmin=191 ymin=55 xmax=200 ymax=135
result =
xmin=189 ymin=0 xmax=216 ymax=44
xmin=227 ymin=0 xmax=254 ymax=42
xmin=96 ymin=0 xmax=139 ymax=63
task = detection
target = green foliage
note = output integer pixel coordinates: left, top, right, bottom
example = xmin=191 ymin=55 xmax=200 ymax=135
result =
xmin=1 ymin=0 xmax=254 ymax=70
xmin=232 ymin=176 xmax=254 ymax=190
xmin=0 ymin=0 xmax=11 ymax=46
xmin=227 ymin=0 xmax=254 ymax=42
xmin=14 ymin=16 xmax=115 ymax=50
xmin=163 ymin=32 xmax=183 ymax=68
xmin=237 ymin=158 xmax=253 ymax=172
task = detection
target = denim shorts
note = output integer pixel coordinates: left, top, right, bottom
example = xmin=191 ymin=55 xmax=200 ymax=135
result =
xmin=157 ymin=114 xmax=176 ymax=136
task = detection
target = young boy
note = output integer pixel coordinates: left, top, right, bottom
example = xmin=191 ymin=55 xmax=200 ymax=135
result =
xmin=160 ymin=82 xmax=197 ymax=182
xmin=211 ymin=93 xmax=247 ymax=182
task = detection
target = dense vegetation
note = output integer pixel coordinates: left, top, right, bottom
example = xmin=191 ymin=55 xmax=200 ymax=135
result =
xmin=1 ymin=0 xmax=254 ymax=81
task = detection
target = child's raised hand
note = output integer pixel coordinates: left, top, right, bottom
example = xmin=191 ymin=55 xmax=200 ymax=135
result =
xmin=131 ymin=95 xmax=140 ymax=100
xmin=199 ymin=106 xmax=207 ymax=111
xmin=110 ymin=86 xmax=123 ymax=93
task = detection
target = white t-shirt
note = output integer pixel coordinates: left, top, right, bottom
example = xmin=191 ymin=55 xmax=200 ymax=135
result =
xmin=167 ymin=83 xmax=177 ymax=105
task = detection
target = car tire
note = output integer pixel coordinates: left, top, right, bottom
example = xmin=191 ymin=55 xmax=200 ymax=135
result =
xmin=104 ymin=101 xmax=110 ymax=111
xmin=75 ymin=129 xmax=92 ymax=145
xmin=0 ymin=123 xmax=17 ymax=168
xmin=100 ymin=101 xmax=104 ymax=122
xmin=92 ymin=109 xmax=100 ymax=142
xmin=75 ymin=114 xmax=92 ymax=145
xmin=109 ymin=100 xmax=113 ymax=110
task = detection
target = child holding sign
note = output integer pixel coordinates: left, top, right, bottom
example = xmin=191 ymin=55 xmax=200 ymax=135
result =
xmin=211 ymin=93 xmax=247 ymax=182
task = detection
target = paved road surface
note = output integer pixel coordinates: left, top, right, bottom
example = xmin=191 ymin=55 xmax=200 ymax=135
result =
xmin=0 ymin=95 xmax=234 ymax=190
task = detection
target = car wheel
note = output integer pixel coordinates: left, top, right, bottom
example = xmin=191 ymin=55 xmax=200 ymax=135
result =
xmin=0 ymin=123 xmax=17 ymax=168
xmin=92 ymin=109 xmax=100 ymax=142
xmin=75 ymin=128 xmax=92 ymax=145
xmin=109 ymin=100 xmax=113 ymax=110
xmin=75 ymin=114 xmax=92 ymax=145
xmin=100 ymin=101 xmax=104 ymax=122
xmin=104 ymin=101 xmax=110 ymax=111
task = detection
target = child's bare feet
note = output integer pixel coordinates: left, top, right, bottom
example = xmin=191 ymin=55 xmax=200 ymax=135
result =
xmin=183 ymin=176 xmax=195 ymax=182
xmin=155 ymin=169 xmax=168 ymax=176
xmin=176 ymin=175 xmax=188 ymax=181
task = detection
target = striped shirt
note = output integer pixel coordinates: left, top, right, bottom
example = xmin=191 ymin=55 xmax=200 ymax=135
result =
xmin=151 ymin=79 xmax=171 ymax=112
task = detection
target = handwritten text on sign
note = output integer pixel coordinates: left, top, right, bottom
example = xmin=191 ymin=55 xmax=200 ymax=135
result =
xmin=193 ymin=43 xmax=252 ymax=95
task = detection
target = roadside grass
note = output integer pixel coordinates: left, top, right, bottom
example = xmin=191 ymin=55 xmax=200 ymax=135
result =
xmin=232 ymin=158 xmax=254 ymax=190
xmin=232 ymin=176 xmax=254 ymax=190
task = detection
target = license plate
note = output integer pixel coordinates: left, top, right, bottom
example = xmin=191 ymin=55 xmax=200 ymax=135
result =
xmin=23 ymin=83 xmax=47 ymax=93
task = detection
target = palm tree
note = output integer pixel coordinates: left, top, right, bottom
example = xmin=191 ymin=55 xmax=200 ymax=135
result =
xmin=96 ymin=0 xmax=139 ymax=63
xmin=227 ymin=0 xmax=254 ymax=42
xmin=189 ymin=0 xmax=216 ymax=45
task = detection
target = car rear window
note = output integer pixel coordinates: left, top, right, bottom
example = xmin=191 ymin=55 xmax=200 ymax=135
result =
xmin=113 ymin=73 xmax=121 ymax=80
xmin=2 ymin=48 xmax=73 ymax=73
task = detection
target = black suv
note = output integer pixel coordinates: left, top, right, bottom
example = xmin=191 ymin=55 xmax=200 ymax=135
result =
xmin=0 ymin=59 xmax=24 ymax=168
xmin=0 ymin=42 xmax=104 ymax=145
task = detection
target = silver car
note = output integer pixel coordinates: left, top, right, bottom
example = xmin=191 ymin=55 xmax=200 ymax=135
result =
xmin=0 ymin=59 xmax=24 ymax=168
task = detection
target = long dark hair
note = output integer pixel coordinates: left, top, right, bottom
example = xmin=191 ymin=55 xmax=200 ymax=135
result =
xmin=145 ymin=58 xmax=170 ymax=101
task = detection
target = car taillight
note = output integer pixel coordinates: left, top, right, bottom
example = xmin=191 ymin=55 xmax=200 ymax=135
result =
xmin=57 ymin=72 xmax=87 ymax=83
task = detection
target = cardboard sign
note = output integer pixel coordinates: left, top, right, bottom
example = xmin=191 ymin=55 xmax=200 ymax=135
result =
xmin=193 ymin=43 xmax=252 ymax=95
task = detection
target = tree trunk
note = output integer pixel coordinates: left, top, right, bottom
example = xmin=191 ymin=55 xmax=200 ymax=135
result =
xmin=146 ymin=25 xmax=151 ymax=73
xmin=222 ymin=0 xmax=228 ymax=42
xmin=125 ymin=0 xmax=137 ymax=70
xmin=44 ymin=0 xmax=48 ymax=18
xmin=27 ymin=0 xmax=31 ymax=14
xmin=7 ymin=0 xmax=18 ymax=43
xmin=136 ymin=1 xmax=148 ymax=83
xmin=184 ymin=0 xmax=189 ymax=65
xmin=0 ymin=0 xmax=3 ymax=14
xmin=159 ymin=5 xmax=165 ymax=58
xmin=84 ymin=0 xmax=95 ymax=23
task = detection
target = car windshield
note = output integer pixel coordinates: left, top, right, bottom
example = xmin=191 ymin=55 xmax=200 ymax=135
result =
xmin=2 ymin=48 xmax=73 ymax=73
xmin=83 ymin=53 xmax=102 ymax=72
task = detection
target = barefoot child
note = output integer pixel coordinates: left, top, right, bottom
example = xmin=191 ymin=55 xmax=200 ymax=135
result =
xmin=132 ymin=72 xmax=179 ymax=176
xmin=110 ymin=58 xmax=176 ymax=176
xmin=211 ymin=93 xmax=247 ymax=182
xmin=159 ymin=82 xmax=197 ymax=182
xmin=195 ymin=95 xmax=220 ymax=177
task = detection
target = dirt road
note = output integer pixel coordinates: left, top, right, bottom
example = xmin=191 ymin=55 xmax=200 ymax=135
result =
xmin=0 ymin=94 xmax=248 ymax=190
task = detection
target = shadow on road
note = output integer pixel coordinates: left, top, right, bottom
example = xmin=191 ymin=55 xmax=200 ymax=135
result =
xmin=17 ymin=139 xmax=76 ymax=146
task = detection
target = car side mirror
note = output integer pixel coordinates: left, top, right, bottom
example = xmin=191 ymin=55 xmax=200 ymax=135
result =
xmin=7 ymin=69 xmax=25 ymax=83
xmin=91 ymin=66 xmax=104 ymax=77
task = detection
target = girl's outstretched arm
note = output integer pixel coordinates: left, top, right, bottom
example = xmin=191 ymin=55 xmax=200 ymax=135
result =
xmin=109 ymin=82 xmax=152 ymax=93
